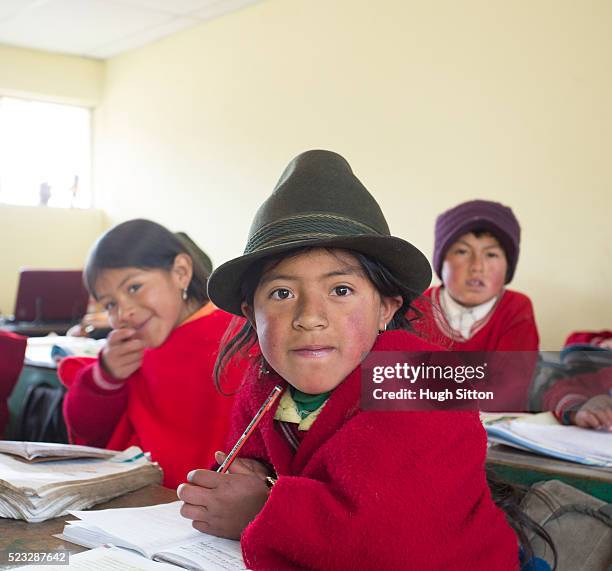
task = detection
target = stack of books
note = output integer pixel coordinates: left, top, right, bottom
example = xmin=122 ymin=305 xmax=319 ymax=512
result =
xmin=0 ymin=441 xmax=162 ymax=522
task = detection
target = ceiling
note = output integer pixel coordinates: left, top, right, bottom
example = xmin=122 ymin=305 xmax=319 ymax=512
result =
xmin=0 ymin=0 xmax=261 ymax=60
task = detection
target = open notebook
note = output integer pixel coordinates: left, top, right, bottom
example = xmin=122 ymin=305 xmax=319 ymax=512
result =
xmin=58 ymin=501 xmax=245 ymax=570
xmin=16 ymin=545 xmax=180 ymax=570
xmin=485 ymin=413 xmax=612 ymax=467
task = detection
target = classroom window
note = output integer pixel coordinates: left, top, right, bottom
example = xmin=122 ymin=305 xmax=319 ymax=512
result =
xmin=0 ymin=96 xmax=91 ymax=208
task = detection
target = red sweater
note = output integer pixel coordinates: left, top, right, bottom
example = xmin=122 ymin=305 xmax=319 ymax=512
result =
xmin=543 ymin=367 xmax=612 ymax=422
xmin=564 ymin=330 xmax=612 ymax=347
xmin=228 ymin=330 xmax=518 ymax=570
xmin=412 ymin=286 xmax=539 ymax=352
xmin=60 ymin=308 xmax=242 ymax=489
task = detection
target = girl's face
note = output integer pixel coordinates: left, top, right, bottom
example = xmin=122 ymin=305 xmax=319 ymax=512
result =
xmin=94 ymin=254 xmax=194 ymax=348
xmin=441 ymin=232 xmax=507 ymax=307
xmin=243 ymin=248 xmax=402 ymax=395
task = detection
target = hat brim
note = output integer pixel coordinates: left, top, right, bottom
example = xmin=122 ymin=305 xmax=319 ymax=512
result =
xmin=208 ymin=235 xmax=432 ymax=316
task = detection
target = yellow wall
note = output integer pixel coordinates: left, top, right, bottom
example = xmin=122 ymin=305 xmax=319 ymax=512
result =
xmin=0 ymin=43 xmax=103 ymax=105
xmin=2 ymin=2 xmax=610 ymax=347
xmin=0 ymin=206 xmax=106 ymax=315
xmin=93 ymin=0 xmax=612 ymax=349
xmin=0 ymin=44 xmax=105 ymax=314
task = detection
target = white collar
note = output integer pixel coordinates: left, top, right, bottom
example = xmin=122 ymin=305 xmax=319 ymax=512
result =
xmin=440 ymin=287 xmax=498 ymax=340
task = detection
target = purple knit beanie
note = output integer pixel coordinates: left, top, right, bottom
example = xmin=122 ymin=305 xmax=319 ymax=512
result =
xmin=433 ymin=199 xmax=521 ymax=284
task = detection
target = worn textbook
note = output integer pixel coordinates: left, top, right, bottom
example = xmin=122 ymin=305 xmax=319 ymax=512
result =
xmin=0 ymin=445 xmax=162 ymax=522
xmin=59 ymin=501 xmax=246 ymax=570
xmin=0 ymin=440 xmax=117 ymax=462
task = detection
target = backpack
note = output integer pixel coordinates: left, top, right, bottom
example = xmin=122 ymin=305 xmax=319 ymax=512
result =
xmin=16 ymin=382 xmax=69 ymax=443
xmin=520 ymin=479 xmax=612 ymax=570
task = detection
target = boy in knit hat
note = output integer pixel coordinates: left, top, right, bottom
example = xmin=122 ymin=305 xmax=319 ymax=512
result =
xmin=413 ymin=199 xmax=539 ymax=351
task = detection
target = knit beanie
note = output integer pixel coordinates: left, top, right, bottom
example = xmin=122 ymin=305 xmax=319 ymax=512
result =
xmin=433 ymin=199 xmax=521 ymax=284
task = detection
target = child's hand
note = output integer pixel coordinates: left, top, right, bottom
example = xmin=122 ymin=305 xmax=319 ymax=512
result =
xmin=177 ymin=455 xmax=271 ymax=540
xmin=101 ymin=328 xmax=145 ymax=380
xmin=574 ymin=395 xmax=612 ymax=430
xmin=213 ymin=451 xmax=271 ymax=478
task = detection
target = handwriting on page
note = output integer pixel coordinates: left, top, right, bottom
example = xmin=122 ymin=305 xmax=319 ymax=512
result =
xmin=160 ymin=536 xmax=245 ymax=570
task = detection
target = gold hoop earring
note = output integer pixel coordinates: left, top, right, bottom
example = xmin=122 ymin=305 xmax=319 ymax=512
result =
xmin=378 ymin=322 xmax=387 ymax=335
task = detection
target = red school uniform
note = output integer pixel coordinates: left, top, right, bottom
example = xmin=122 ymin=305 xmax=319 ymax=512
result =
xmin=543 ymin=366 xmax=612 ymax=422
xmin=412 ymin=286 xmax=539 ymax=352
xmin=228 ymin=330 xmax=518 ymax=570
xmin=60 ymin=306 xmax=242 ymax=488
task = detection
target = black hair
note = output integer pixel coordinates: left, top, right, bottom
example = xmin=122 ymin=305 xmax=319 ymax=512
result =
xmin=213 ymin=246 xmax=423 ymax=389
xmin=85 ymin=219 xmax=210 ymax=304
xmin=487 ymin=468 xmax=557 ymax=569
xmin=214 ymin=246 xmax=557 ymax=567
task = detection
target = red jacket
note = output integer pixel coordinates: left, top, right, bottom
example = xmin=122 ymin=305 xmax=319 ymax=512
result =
xmin=228 ymin=330 xmax=518 ymax=570
xmin=60 ymin=308 xmax=242 ymax=488
xmin=412 ymin=286 xmax=539 ymax=352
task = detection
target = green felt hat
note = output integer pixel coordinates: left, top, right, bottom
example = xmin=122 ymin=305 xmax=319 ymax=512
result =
xmin=208 ymin=150 xmax=432 ymax=315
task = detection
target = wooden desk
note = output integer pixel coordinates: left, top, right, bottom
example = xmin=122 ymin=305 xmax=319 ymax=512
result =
xmin=0 ymin=485 xmax=177 ymax=563
xmin=487 ymin=445 xmax=612 ymax=502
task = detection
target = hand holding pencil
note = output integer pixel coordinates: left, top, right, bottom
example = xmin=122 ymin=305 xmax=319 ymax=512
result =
xmin=177 ymin=385 xmax=283 ymax=539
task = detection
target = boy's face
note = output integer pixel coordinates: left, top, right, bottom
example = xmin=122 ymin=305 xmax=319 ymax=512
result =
xmin=441 ymin=232 xmax=507 ymax=307
xmin=243 ymin=248 xmax=401 ymax=395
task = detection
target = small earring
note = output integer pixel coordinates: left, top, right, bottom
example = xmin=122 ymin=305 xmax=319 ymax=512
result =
xmin=181 ymin=287 xmax=188 ymax=301
xmin=378 ymin=322 xmax=387 ymax=335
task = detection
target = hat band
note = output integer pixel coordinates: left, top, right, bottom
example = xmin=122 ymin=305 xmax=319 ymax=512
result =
xmin=245 ymin=213 xmax=384 ymax=255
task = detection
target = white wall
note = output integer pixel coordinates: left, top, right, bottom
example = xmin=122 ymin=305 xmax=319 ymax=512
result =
xmin=0 ymin=206 xmax=106 ymax=315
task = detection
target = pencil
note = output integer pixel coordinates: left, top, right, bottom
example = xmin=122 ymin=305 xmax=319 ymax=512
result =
xmin=217 ymin=384 xmax=283 ymax=474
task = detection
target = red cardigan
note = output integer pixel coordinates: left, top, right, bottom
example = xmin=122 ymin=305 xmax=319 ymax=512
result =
xmin=228 ymin=330 xmax=518 ymax=570
xmin=412 ymin=286 xmax=540 ymax=352
xmin=60 ymin=309 xmax=241 ymax=489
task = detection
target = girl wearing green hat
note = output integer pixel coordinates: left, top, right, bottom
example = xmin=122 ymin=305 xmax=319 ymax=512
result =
xmin=178 ymin=151 xmax=535 ymax=569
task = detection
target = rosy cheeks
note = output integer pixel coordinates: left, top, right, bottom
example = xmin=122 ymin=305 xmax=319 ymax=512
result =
xmin=441 ymin=234 xmax=508 ymax=307
xmin=249 ymin=249 xmax=399 ymax=394
xmin=344 ymin=313 xmax=377 ymax=358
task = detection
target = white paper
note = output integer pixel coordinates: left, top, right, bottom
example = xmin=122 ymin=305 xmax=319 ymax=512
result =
xmin=65 ymin=501 xmax=244 ymax=569
xmin=0 ymin=448 xmax=150 ymax=492
xmin=68 ymin=502 xmax=202 ymax=557
xmin=157 ymin=535 xmax=245 ymax=570
xmin=17 ymin=545 xmax=178 ymax=570
xmin=487 ymin=419 xmax=612 ymax=466
xmin=507 ymin=422 xmax=612 ymax=462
